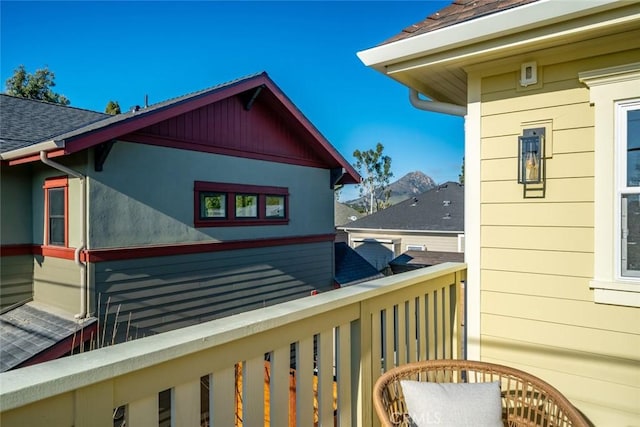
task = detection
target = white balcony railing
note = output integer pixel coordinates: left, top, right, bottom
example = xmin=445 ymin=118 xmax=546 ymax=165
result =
xmin=0 ymin=262 xmax=466 ymax=427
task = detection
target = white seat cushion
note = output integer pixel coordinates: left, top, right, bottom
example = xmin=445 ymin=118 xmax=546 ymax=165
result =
xmin=399 ymin=380 xmax=502 ymax=427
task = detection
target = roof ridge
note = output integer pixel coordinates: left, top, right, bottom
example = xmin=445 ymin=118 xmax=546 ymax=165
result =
xmin=141 ymin=71 xmax=268 ymax=110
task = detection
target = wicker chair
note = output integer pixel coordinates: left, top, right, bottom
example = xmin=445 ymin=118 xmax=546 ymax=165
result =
xmin=373 ymin=359 xmax=589 ymax=427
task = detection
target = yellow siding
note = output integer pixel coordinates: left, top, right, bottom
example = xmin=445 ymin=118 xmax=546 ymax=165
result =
xmin=481 ymin=202 xmax=593 ymax=227
xmin=481 ymin=270 xmax=592 ymax=301
xmin=481 ymin=226 xmax=593 ymax=253
xmin=479 ymin=48 xmax=640 ymax=425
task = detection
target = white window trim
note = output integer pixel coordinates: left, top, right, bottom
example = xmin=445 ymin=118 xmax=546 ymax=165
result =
xmin=579 ymin=62 xmax=640 ymax=308
xmin=615 ymin=100 xmax=640 ymax=280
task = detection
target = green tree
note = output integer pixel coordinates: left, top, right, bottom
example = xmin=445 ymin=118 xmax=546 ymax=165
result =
xmin=5 ymin=65 xmax=70 ymax=105
xmin=105 ymin=100 xmax=121 ymax=115
xmin=353 ymin=142 xmax=393 ymax=214
xmin=459 ymin=157 xmax=465 ymax=185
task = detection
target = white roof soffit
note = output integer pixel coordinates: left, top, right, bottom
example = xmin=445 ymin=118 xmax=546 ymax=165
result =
xmin=357 ymin=0 xmax=629 ymax=70
xmin=0 ymin=140 xmax=63 ymax=161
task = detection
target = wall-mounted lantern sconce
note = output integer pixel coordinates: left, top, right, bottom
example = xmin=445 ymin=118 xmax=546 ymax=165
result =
xmin=518 ymin=127 xmax=545 ymax=198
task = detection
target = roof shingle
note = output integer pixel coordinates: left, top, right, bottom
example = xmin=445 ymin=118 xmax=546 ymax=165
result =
xmin=339 ymin=182 xmax=464 ymax=232
xmin=0 ymin=94 xmax=108 ymax=152
xmin=383 ymin=0 xmax=540 ymax=44
xmin=0 ymin=302 xmax=96 ymax=372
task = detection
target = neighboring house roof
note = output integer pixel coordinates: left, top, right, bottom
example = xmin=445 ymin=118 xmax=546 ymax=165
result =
xmin=0 ymin=94 xmax=108 ymax=152
xmin=334 ymin=202 xmax=364 ymax=227
xmin=0 ymin=72 xmax=360 ymax=185
xmin=383 ymin=0 xmax=539 ymax=44
xmin=390 ymin=250 xmax=464 ymax=269
xmin=389 ymin=249 xmax=465 ymax=275
xmin=338 ymin=182 xmax=463 ymax=233
xmin=334 ymin=242 xmax=384 ymax=287
xmin=0 ymin=302 xmax=96 ymax=372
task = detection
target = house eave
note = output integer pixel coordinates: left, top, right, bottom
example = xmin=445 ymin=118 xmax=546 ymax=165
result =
xmin=358 ymin=0 xmax=627 ymax=70
xmin=357 ymin=0 xmax=638 ymax=105
xmin=0 ymin=139 xmax=63 ymax=161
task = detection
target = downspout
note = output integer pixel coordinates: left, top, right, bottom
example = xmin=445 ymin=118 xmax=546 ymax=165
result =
xmin=40 ymin=151 xmax=88 ymax=319
xmin=409 ymin=88 xmax=467 ymax=359
xmin=409 ymin=89 xmax=467 ymax=117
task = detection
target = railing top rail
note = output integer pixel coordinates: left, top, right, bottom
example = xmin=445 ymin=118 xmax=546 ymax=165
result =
xmin=0 ymin=262 xmax=466 ymax=412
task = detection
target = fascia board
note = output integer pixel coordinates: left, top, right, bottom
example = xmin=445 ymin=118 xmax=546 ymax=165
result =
xmin=357 ymin=0 xmax=624 ymax=69
xmin=0 ymin=140 xmax=63 ymax=161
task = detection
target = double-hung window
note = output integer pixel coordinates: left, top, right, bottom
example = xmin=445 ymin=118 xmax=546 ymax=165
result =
xmin=194 ymin=181 xmax=289 ymax=227
xmin=580 ymin=63 xmax=640 ymax=307
xmin=618 ymin=101 xmax=640 ymax=278
xmin=43 ymin=177 xmax=68 ymax=247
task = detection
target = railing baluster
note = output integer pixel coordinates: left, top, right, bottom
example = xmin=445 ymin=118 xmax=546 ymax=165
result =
xmin=174 ymin=379 xmax=200 ymax=427
xmin=270 ymin=346 xmax=290 ymax=426
xmin=408 ymin=297 xmax=418 ymax=363
xmin=296 ymin=336 xmax=315 ymax=426
xmin=433 ymin=286 xmax=446 ymax=359
xmin=418 ymin=293 xmax=427 ymax=361
xmin=242 ymin=356 xmax=265 ymax=426
xmin=428 ymin=290 xmax=437 ymax=360
xmin=397 ymin=301 xmax=407 ymax=366
xmin=318 ymin=329 xmax=334 ymax=425
xmin=444 ymin=284 xmax=453 ymax=359
xmin=384 ymin=308 xmax=394 ymax=370
xmin=337 ymin=322 xmax=352 ymax=426
xmin=75 ymin=381 xmax=113 ymax=427
xmin=128 ymin=394 xmax=158 ymax=427
xmin=211 ymin=366 xmax=235 ymax=426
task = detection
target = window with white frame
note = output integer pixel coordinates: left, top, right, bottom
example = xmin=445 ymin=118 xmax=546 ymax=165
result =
xmin=580 ymin=62 xmax=640 ymax=307
xmin=618 ymin=101 xmax=640 ymax=279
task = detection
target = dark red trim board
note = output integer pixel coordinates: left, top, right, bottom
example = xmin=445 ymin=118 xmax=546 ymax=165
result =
xmin=85 ymin=234 xmax=335 ymax=262
xmin=0 ymin=244 xmax=33 ymax=257
xmin=1 ymin=234 xmax=335 ymax=262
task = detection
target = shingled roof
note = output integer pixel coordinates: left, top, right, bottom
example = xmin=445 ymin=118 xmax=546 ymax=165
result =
xmin=383 ymin=0 xmax=540 ymax=44
xmin=0 ymin=94 xmax=108 ymax=152
xmin=0 ymin=302 xmax=96 ymax=372
xmin=334 ymin=242 xmax=385 ymax=287
xmin=338 ymin=182 xmax=464 ymax=232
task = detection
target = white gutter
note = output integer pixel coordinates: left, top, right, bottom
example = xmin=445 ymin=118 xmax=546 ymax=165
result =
xmin=409 ymin=89 xmax=467 ymax=116
xmin=357 ymin=0 xmax=625 ymax=68
xmin=0 ymin=140 xmax=63 ymax=161
xmin=39 ymin=152 xmax=88 ymax=319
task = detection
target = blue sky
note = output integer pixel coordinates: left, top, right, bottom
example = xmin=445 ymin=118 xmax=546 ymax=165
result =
xmin=0 ymin=1 xmax=463 ymax=201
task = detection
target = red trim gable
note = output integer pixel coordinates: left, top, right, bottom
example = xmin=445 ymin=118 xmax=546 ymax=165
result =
xmin=25 ymin=73 xmax=360 ymax=185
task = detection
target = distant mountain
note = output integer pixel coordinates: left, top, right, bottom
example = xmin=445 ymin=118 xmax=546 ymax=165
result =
xmin=346 ymin=171 xmax=438 ymax=210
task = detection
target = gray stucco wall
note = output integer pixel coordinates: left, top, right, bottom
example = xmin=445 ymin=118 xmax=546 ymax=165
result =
xmin=87 ymin=141 xmax=335 ymax=248
xmin=93 ymin=241 xmax=334 ymax=340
